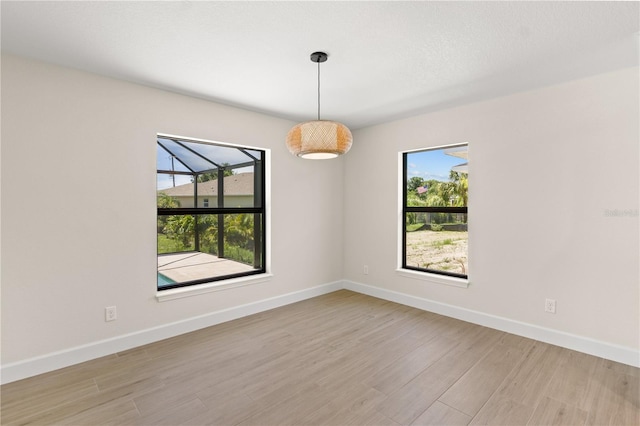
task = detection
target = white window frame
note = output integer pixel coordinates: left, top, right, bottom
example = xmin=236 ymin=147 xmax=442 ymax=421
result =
xmin=156 ymin=133 xmax=272 ymax=301
xmin=397 ymin=144 xmax=469 ymax=288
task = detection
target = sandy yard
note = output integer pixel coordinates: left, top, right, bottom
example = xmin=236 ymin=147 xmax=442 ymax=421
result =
xmin=405 ymin=230 xmax=468 ymax=275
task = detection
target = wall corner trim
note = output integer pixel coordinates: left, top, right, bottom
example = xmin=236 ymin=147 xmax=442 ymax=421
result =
xmin=343 ymin=280 xmax=639 ymax=368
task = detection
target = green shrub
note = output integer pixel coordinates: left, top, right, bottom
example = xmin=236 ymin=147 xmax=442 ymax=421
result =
xmin=406 ymin=223 xmax=425 ymax=232
xmin=430 ymin=223 xmax=443 ymax=231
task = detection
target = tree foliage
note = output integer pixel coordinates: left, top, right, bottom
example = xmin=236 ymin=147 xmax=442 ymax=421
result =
xmin=159 ymin=213 xmax=256 ymax=265
xmin=406 ymin=172 xmax=467 ymax=208
xmin=193 ymin=164 xmax=234 ymax=183
xmin=157 ymin=192 xmax=181 ymax=208
xmin=406 ymin=172 xmax=468 ymax=226
xmin=165 ymin=215 xmax=195 ymax=247
xmin=157 ymin=193 xmax=181 ymax=233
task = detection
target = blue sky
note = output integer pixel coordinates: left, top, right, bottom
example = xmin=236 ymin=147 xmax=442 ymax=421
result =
xmin=157 ymin=173 xmax=192 ymax=191
xmin=406 ymin=146 xmax=467 ymax=182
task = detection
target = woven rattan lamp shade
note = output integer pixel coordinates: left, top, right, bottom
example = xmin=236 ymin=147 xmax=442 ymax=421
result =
xmin=286 ymin=52 xmax=353 ymax=160
xmin=286 ymin=120 xmax=352 ymax=159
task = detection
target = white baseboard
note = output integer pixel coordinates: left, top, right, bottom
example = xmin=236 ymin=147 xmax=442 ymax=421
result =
xmin=0 ymin=281 xmax=342 ymax=385
xmin=3 ymin=279 xmax=637 ymax=384
xmin=343 ymin=280 xmax=640 ymax=368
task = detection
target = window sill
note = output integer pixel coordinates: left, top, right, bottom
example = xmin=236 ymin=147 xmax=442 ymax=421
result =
xmin=156 ymin=273 xmax=273 ymax=302
xmin=396 ymin=269 xmax=469 ymax=288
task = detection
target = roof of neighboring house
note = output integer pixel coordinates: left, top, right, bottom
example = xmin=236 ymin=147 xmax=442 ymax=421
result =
xmin=158 ymin=172 xmax=254 ymax=197
xmin=444 ymin=146 xmax=468 ymax=174
xmin=443 ymin=146 xmax=467 ymax=160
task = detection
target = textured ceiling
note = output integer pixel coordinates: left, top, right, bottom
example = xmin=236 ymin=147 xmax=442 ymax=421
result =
xmin=2 ymin=1 xmax=638 ymax=129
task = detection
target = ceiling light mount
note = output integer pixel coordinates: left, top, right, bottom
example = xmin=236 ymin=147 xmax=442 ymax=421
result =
xmin=310 ymin=51 xmax=328 ymax=63
xmin=286 ymin=51 xmax=352 ymax=160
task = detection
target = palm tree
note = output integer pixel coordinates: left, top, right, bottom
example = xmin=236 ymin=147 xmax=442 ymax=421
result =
xmin=226 ymin=214 xmax=254 ymax=248
xmin=448 ymin=170 xmax=468 ymax=207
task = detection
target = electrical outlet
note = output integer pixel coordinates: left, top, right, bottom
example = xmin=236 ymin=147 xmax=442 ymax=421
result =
xmin=544 ymin=299 xmax=556 ymax=314
xmin=105 ymin=306 xmax=117 ymax=322
xmin=364 ymin=265 xmax=369 ymax=275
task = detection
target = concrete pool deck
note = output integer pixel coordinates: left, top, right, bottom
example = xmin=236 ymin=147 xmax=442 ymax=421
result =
xmin=158 ymin=252 xmax=255 ymax=285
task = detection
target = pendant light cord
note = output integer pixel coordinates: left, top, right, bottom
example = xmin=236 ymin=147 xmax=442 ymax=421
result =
xmin=317 ymin=60 xmax=321 ymax=121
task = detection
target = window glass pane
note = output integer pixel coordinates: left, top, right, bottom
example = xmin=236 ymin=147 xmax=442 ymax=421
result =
xmin=406 ymin=146 xmax=468 ymax=208
xmin=187 ymin=142 xmax=258 ymax=171
xmin=156 ymin=167 xmax=258 ymax=209
xmin=403 ymin=143 xmax=468 ymax=279
xmin=157 ymin=135 xmax=266 ymax=290
xmin=157 ymin=213 xmax=263 ymax=288
xmin=405 ymin=212 xmax=468 ymax=276
xmin=243 ymin=149 xmax=263 ymax=161
xmin=157 ymin=138 xmax=214 ymax=172
xmin=157 ymin=144 xmax=191 ymax=173
xmin=158 ymin=214 xmax=196 ymax=254
xmin=217 ymin=166 xmax=256 ymax=207
xmin=158 ymin=137 xmax=261 ymax=174
xmin=223 ymin=213 xmax=262 ymax=268
xmin=157 ymin=173 xmax=192 ymax=207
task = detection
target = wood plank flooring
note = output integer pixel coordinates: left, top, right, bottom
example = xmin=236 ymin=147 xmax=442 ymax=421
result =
xmin=2 ymin=290 xmax=638 ymax=425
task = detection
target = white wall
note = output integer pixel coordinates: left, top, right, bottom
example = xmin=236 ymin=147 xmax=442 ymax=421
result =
xmin=344 ymin=67 xmax=639 ymax=351
xmin=1 ymin=55 xmax=345 ymax=367
xmin=2 ymin=55 xmax=638 ymax=382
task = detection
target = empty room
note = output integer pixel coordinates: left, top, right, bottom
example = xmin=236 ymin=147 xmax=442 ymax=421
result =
xmin=1 ymin=1 xmax=638 ymax=425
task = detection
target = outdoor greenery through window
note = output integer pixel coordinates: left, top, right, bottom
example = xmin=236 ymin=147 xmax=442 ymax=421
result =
xmin=402 ymin=144 xmax=468 ymax=279
xmin=157 ymin=135 xmax=266 ymax=290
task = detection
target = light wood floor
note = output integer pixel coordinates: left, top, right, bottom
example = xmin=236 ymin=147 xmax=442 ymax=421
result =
xmin=2 ymin=290 xmax=638 ymax=425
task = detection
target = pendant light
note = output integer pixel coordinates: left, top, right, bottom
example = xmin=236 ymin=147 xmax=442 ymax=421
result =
xmin=286 ymin=52 xmax=352 ymax=159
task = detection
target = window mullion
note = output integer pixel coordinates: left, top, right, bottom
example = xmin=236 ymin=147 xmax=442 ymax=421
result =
xmin=217 ymin=167 xmax=225 ymax=258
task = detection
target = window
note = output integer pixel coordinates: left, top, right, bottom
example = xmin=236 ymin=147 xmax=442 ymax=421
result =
xmin=156 ymin=135 xmax=266 ymax=290
xmin=402 ymin=144 xmax=468 ymax=279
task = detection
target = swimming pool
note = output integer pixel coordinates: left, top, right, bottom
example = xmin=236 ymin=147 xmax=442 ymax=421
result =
xmin=157 ymin=272 xmax=176 ymax=287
